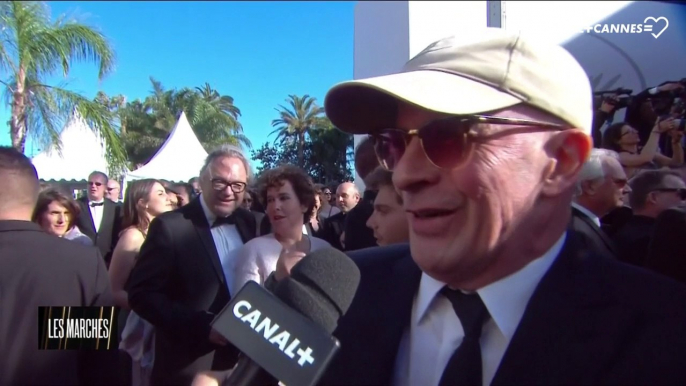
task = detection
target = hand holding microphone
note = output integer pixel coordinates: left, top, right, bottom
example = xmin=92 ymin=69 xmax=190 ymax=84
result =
xmin=205 ymin=248 xmax=360 ymax=386
xmin=275 ymin=244 xmax=306 ymax=281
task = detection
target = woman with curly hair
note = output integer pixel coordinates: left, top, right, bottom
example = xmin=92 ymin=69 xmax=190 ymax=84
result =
xmin=231 ymin=165 xmax=331 ymax=294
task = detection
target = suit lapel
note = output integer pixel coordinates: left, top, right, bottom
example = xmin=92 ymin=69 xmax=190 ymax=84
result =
xmin=100 ymin=201 xmax=115 ymax=235
xmin=189 ymin=199 xmax=226 ymax=286
xmin=573 ymin=207 xmax=617 ymax=255
xmin=369 ymin=250 xmax=422 ymax=383
xmin=232 ymin=210 xmax=253 ymax=244
xmin=79 ymin=198 xmax=97 ymax=235
xmin=492 ymin=231 xmax=627 ymax=384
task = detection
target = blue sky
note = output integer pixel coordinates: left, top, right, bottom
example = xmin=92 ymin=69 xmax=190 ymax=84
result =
xmin=0 ymin=1 xmax=355 ymax=162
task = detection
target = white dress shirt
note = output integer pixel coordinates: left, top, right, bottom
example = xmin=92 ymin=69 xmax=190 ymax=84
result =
xmin=200 ymin=196 xmax=246 ymax=292
xmin=89 ymin=200 xmax=105 ymax=233
xmin=393 ymin=233 xmax=567 ymax=386
xmin=571 ymin=201 xmax=601 ymax=227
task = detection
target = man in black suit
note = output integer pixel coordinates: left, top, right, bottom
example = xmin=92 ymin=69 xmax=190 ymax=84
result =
xmin=342 ymin=137 xmax=380 ymax=251
xmin=613 ymin=169 xmax=686 ymax=266
xmin=570 ymin=148 xmax=629 ymax=258
xmin=645 ymin=203 xmax=686 ymax=283
xmin=319 ymin=182 xmax=359 ymax=250
xmin=312 ymin=29 xmax=686 ymax=384
xmin=0 ymin=147 xmax=115 ymax=385
xmin=127 ymin=145 xmax=258 ymax=386
xmin=75 ymin=171 xmax=121 ymax=265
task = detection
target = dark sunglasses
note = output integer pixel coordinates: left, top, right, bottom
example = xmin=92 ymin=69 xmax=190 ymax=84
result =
xmin=88 ymin=181 xmax=103 ymax=187
xmin=654 ymin=188 xmax=686 ymax=200
xmin=369 ymin=114 xmax=568 ymax=171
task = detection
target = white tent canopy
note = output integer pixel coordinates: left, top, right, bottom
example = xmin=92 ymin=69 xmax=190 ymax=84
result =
xmin=125 ymin=111 xmax=207 ymax=183
xmin=31 ymin=112 xmax=110 ymax=181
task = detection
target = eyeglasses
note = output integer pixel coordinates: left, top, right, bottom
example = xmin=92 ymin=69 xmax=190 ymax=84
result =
xmin=211 ymin=179 xmax=247 ymax=193
xmin=88 ymin=181 xmax=103 ymax=187
xmin=613 ymin=178 xmax=629 ymax=188
xmin=369 ymin=114 xmax=568 ymax=171
xmin=653 ymin=188 xmax=686 ymax=200
xmin=323 ymin=191 xmax=332 ymax=195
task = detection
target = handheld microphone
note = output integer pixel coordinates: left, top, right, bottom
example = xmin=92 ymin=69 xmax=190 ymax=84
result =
xmin=211 ymin=248 xmax=361 ymax=386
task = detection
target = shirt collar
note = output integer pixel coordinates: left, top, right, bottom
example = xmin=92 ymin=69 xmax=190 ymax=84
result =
xmin=571 ymin=201 xmax=601 ymax=227
xmin=199 ymin=194 xmax=217 ymax=224
xmin=415 ymin=232 xmax=566 ymax=341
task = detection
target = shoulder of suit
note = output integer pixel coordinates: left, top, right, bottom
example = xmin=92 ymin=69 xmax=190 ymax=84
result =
xmin=594 ymin=253 xmax=686 ymax=313
xmin=347 ymin=243 xmax=412 ymax=271
xmin=30 ymin=232 xmax=101 ymax=261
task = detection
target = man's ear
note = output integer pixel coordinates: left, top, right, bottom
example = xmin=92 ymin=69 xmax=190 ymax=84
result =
xmin=540 ymin=130 xmax=592 ymax=197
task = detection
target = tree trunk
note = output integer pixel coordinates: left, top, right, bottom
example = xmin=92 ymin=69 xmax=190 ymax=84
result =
xmin=297 ymin=131 xmax=305 ymax=168
xmin=10 ymin=66 xmax=27 ymax=153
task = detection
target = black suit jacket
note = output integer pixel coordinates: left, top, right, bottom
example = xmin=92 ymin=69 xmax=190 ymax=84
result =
xmin=645 ymin=204 xmax=686 ymax=284
xmin=321 ymin=230 xmax=686 ymax=385
xmin=126 ymin=198 xmax=257 ymax=386
xmin=612 ymin=215 xmax=656 ymax=267
xmin=570 ymin=206 xmax=617 ymax=258
xmin=0 ymin=221 xmax=116 ymax=386
xmin=320 ymin=212 xmax=346 ymax=250
xmin=343 ymin=191 xmax=378 ymax=251
xmin=75 ymin=197 xmax=122 ymax=265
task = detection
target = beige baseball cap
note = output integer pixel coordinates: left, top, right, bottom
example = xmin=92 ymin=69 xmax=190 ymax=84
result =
xmin=324 ymin=28 xmax=593 ymax=136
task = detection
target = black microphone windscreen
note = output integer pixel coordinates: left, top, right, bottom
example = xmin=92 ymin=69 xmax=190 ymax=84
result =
xmin=272 ymin=248 xmax=360 ymax=334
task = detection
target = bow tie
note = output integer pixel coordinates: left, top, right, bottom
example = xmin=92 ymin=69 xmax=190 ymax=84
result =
xmin=212 ymin=215 xmax=236 ymax=228
xmin=90 ymin=202 xmax=104 ymax=207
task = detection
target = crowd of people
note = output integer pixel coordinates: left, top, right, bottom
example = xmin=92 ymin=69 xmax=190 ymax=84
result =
xmin=2 ymin=27 xmax=686 ymax=386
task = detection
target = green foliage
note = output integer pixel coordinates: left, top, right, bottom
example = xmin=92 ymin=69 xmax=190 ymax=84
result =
xmin=251 ymin=116 xmax=354 ymax=184
xmin=0 ymin=1 xmax=126 ymax=174
xmin=270 ymin=94 xmax=325 ymax=168
xmin=99 ymin=77 xmax=249 ymax=169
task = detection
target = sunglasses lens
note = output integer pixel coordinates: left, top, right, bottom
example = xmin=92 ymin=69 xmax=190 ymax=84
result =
xmin=373 ymin=132 xmax=406 ymax=170
xmin=420 ymin=119 xmax=469 ymax=169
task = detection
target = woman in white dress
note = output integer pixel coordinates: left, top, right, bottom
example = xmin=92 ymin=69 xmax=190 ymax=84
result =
xmin=232 ymin=165 xmax=331 ymax=295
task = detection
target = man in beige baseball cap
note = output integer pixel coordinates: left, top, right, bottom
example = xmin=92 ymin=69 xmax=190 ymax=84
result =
xmin=313 ymin=28 xmax=686 ymax=385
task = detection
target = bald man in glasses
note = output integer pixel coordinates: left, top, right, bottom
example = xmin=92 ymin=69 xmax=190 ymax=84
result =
xmin=274 ymin=29 xmax=686 ymax=385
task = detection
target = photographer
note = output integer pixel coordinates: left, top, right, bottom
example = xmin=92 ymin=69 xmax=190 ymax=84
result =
xmin=625 ymin=82 xmax=685 ymax=146
xmin=592 ymin=95 xmax=621 ymax=148
xmin=602 ymin=117 xmax=683 ymax=179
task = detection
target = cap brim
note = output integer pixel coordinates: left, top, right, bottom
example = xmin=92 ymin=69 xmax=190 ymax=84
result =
xmin=325 ymin=70 xmax=524 ymax=135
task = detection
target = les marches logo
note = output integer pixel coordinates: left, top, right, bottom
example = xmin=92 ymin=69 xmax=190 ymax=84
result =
xmin=38 ymin=306 xmax=119 ymax=350
xmin=581 ymin=16 xmax=669 ymax=39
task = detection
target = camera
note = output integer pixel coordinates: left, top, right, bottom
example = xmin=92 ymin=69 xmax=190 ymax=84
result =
xmin=593 ymin=88 xmax=633 ymax=110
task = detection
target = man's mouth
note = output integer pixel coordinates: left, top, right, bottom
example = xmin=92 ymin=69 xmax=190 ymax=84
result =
xmin=409 ymin=208 xmax=457 ymax=219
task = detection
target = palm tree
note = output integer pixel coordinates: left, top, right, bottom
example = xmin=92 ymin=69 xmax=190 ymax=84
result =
xmin=0 ymin=1 xmax=125 ymax=171
xmin=119 ymin=78 xmax=250 ymax=166
xmin=270 ymin=94 xmax=324 ymax=168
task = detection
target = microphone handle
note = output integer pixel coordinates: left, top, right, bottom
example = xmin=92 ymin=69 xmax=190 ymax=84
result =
xmin=222 ymin=355 xmax=279 ymax=386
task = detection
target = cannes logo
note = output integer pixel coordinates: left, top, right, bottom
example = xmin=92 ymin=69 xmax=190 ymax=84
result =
xmin=581 ymin=16 xmax=669 ymax=39
xmin=644 ymin=17 xmax=669 ymax=39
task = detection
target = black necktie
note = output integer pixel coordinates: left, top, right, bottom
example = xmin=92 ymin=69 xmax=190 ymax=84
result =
xmin=439 ymin=287 xmax=491 ymax=386
xmin=90 ymin=202 xmax=104 ymax=207
xmin=212 ymin=215 xmax=236 ymax=228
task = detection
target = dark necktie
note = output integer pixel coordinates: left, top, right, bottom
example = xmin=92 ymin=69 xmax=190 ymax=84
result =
xmin=439 ymin=287 xmax=491 ymax=386
xmin=90 ymin=202 xmax=104 ymax=207
xmin=212 ymin=215 xmax=236 ymax=228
